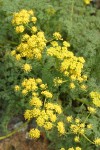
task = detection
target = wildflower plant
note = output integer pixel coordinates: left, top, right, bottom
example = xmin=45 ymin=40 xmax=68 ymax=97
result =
xmin=8 ymin=9 xmax=100 ymax=150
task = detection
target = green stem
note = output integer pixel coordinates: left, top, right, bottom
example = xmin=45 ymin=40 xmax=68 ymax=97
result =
xmin=0 ymin=121 xmax=29 ymax=140
xmin=84 ymin=113 xmax=90 ymax=123
xmin=69 ymin=0 xmax=75 ymax=32
xmin=75 ymin=98 xmax=89 ymax=105
xmin=82 ymin=134 xmax=94 ymax=145
xmin=46 ymin=38 xmax=54 ymax=44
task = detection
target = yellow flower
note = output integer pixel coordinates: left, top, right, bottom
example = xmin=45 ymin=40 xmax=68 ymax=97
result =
xmin=12 ymin=9 xmax=30 ymax=25
xmin=50 ymin=114 xmax=57 ymax=122
xmin=87 ymin=124 xmax=92 ymax=129
xmin=40 ymin=84 xmax=47 ymax=89
xmin=53 ymin=77 xmax=63 ymax=86
xmin=70 ymin=83 xmax=75 ymax=89
xmin=79 ymin=129 xmax=85 ymax=135
xmin=54 ymin=104 xmax=62 ymax=114
xmin=75 ymin=118 xmax=80 ymax=123
xmin=31 ymin=108 xmax=41 ymax=118
xmin=15 ymin=25 xmax=24 ymax=33
xmin=41 ymin=90 xmax=53 ymax=98
xmin=90 ymin=91 xmax=100 ymax=107
xmin=70 ymin=122 xmax=85 ymax=135
xmin=29 ymin=128 xmax=40 ymax=139
xmin=43 ymin=122 xmax=53 ymax=130
xmin=36 ymin=116 xmax=45 ymax=127
xmin=31 ymin=26 xmax=37 ymax=33
xmin=24 ymin=110 xmax=32 ymax=120
xmin=28 ymin=10 xmax=34 ymax=15
xmin=53 ymin=32 xmax=62 ymax=40
xmin=74 ymin=136 xmax=80 ymax=142
xmin=14 ymin=85 xmax=20 ymax=91
xmin=45 ymin=102 xmax=54 ymax=110
xmin=82 ymin=75 xmax=87 ymax=81
xmin=57 ymin=122 xmax=65 ymax=135
xmin=22 ymin=89 xmax=28 ymax=95
xmin=30 ymin=97 xmax=42 ymax=107
xmin=63 ymin=41 xmax=70 ymax=47
xmin=21 ymin=78 xmax=38 ymax=92
xmin=88 ymin=107 xmax=96 ymax=114
xmin=66 ymin=116 xmax=73 ymax=123
xmin=22 ymin=63 xmax=32 ymax=72
xmin=60 ymin=148 xmax=65 ymax=150
xmin=75 ymin=147 xmax=82 ymax=150
xmin=22 ymin=34 xmax=30 ymax=41
xmin=51 ymin=41 xmax=58 ymax=47
xmin=68 ymin=147 xmax=74 ymax=150
xmin=11 ymin=50 xmax=16 ymax=56
xmin=41 ymin=110 xmax=48 ymax=120
xmin=31 ymin=17 xmax=37 ymax=23
xmin=84 ymin=0 xmax=91 ymax=5
xmin=35 ymin=78 xmax=42 ymax=84
xmin=94 ymin=138 xmax=100 ymax=146
xmin=15 ymin=54 xmax=21 ymax=60
xmin=70 ymin=124 xmax=79 ymax=134
xmin=32 ymin=92 xmax=39 ymax=97
xmin=80 ymin=84 xmax=87 ymax=90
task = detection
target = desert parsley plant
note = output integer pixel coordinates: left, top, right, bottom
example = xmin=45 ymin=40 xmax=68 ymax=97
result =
xmin=9 ymin=9 xmax=100 ymax=150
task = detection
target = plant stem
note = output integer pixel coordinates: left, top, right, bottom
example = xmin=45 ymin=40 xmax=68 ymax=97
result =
xmin=82 ymin=134 xmax=94 ymax=145
xmin=0 ymin=121 xmax=29 ymax=140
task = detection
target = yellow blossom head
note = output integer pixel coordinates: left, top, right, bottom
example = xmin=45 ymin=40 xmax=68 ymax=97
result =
xmin=88 ymin=107 xmax=96 ymax=114
xmin=94 ymin=138 xmax=100 ymax=146
xmin=84 ymin=0 xmax=91 ymax=5
xmin=15 ymin=25 xmax=24 ymax=33
xmin=66 ymin=116 xmax=73 ymax=123
xmin=57 ymin=121 xmax=65 ymax=135
xmin=29 ymin=128 xmax=40 ymax=139
xmin=14 ymin=85 xmax=20 ymax=91
xmin=22 ymin=63 xmax=32 ymax=72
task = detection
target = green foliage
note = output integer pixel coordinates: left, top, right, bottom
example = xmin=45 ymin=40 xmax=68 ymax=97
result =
xmin=0 ymin=0 xmax=100 ymax=149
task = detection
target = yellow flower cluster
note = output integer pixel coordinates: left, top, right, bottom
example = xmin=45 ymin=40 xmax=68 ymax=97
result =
xmin=53 ymin=32 xmax=62 ymax=40
xmin=80 ymin=84 xmax=87 ymax=91
xmin=16 ymin=31 xmax=46 ymax=59
xmin=66 ymin=116 xmax=73 ymax=122
xmin=41 ymin=90 xmax=53 ymax=98
xmin=45 ymin=102 xmax=62 ymax=114
xmin=21 ymin=79 xmax=63 ymax=133
xmin=74 ymin=136 xmax=80 ymax=142
xmin=84 ymin=0 xmax=91 ymax=5
xmin=70 ymin=119 xmax=85 ymax=135
xmin=14 ymin=85 xmax=20 ymax=91
xmin=90 ymin=91 xmax=100 ymax=107
xmin=68 ymin=147 xmax=81 ymax=150
xmin=57 ymin=122 xmax=65 ymax=135
xmin=94 ymin=138 xmax=100 ymax=146
xmin=47 ymin=40 xmax=86 ymax=82
xmin=60 ymin=148 xmax=65 ymax=150
xmin=24 ymin=108 xmax=42 ymax=120
xmin=35 ymin=103 xmax=62 ymax=129
xmin=53 ymin=77 xmax=64 ymax=86
xmin=12 ymin=9 xmax=34 ymax=25
xmin=22 ymin=63 xmax=32 ymax=73
xmin=12 ymin=9 xmax=46 ymax=60
xmin=21 ymin=78 xmax=38 ymax=93
xmin=87 ymin=124 xmax=92 ymax=129
xmin=15 ymin=25 xmax=24 ymax=33
xmin=24 ymin=110 xmax=33 ymax=121
xmin=29 ymin=128 xmax=40 ymax=139
xmin=70 ymin=82 xmax=75 ymax=89
xmin=88 ymin=107 xmax=96 ymax=114
xmin=21 ymin=77 xmax=53 ymax=99
xmin=29 ymin=97 xmax=42 ymax=107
